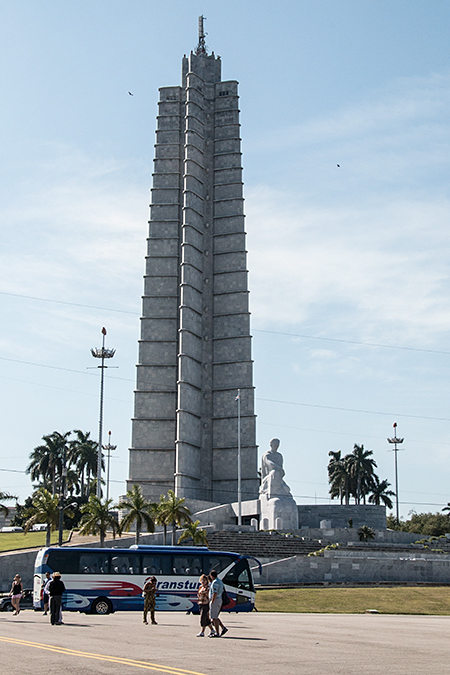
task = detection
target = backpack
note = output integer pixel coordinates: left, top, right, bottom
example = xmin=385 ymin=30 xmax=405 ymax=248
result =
xmin=222 ymin=588 xmax=230 ymax=607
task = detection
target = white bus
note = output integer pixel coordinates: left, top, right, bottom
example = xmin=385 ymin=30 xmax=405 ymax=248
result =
xmin=34 ymin=544 xmax=260 ymax=615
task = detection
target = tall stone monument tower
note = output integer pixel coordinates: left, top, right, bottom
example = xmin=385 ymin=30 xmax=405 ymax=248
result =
xmin=127 ymin=18 xmax=258 ymax=505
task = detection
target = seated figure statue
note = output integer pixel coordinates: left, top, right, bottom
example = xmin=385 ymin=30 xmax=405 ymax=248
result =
xmin=260 ymin=438 xmax=293 ymax=499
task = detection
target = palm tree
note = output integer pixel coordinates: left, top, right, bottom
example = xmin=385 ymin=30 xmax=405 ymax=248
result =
xmin=357 ymin=525 xmax=376 ymax=542
xmin=157 ymin=490 xmax=192 ymax=546
xmin=27 ymin=431 xmax=71 ymax=495
xmin=0 ymin=491 xmax=17 ymax=517
xmin=24 ymin=488 xmax=60 ymax=547
xmin=178 ymin=520 xmax=208 ymax=546
xmin=368 ymin=477 xmax=395 ymax=509
xmin=79 ymin=496 xmax=120 ymax=547
xmin=348 ymin=444 xmax=377 ymax=504
xmin=328 ymin=451 xmax=353 ymax=504
xmin=155 ymin=496 xmax=171 ymax=545
xmin=117 ymin=485 xmax=156 ymax=545
xmin=69 ymin=430 xmax=101 ymax=498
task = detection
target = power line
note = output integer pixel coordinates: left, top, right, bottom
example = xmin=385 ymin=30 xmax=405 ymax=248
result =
xmin=1 ymin=290 xmax=449 ymax=356
xmin=254 ymin=328 xmax=450 ymax=356
xmin=258 ymin=397 xmax=450 ymax=422
xmin=0 ymin=291 xmax=138 ymax=315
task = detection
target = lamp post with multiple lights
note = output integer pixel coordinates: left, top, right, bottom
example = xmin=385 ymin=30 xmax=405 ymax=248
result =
xmin=91 ymin=328 xmax=115 ymax=499
xmin=387 ymin=422 xmax=404 ymax=524
xmin=103 ymin=431 xmax=117 ymax=502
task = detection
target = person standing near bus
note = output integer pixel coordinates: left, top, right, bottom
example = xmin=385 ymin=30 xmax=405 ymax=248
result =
xmin=209 ymin=570 xmax=228 ymax=637
xmin=9 ymin=574 xmax=23 ymax=615
xmin=196 ymin=574 xmax=216 ymax=637
xmin=42 ymin=571 xmax=51 ymax=615
xmin=142 ymin=576 xmax=157 ymax=625
xmin=48 ymin=572 xmax=65 ymax=626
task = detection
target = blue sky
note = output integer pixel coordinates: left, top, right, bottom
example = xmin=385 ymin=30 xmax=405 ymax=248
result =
xmin=1 ymin=1 xmax=450 ymax=519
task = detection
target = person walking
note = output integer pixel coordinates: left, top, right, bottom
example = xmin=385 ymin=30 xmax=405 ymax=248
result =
xmin=196 ymin=574 xmax=215 ymax=637
xmin=48 ymin=572 xmax=65 ymax=626
xmin=209 ymin=570 xmax=227 ymax=637
xmin=142 ymin=576 xmax=157 ymax=625
xmin=9 ymin=574 xmax=23 ymax=615
xmin=42 ymin=571 xmax=51 ymax=615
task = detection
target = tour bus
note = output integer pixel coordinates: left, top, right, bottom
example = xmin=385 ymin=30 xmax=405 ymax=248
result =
xmin=34 ymin=545 xmax=261 ymax=615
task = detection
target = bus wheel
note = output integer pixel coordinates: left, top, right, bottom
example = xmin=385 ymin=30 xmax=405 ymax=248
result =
xmin=90 ymin=597 xmax=112 ymax=615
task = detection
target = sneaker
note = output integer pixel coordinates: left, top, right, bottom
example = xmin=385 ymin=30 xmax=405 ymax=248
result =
xmin=43 ymin=612 xmax=47 ymax=616
xmin=209 ymin=632 xmax=218 ymax=638
xmin=143 ymin=620 xmax=148 ymax=624
xmin=196 ymin=632 xmax=205 ymax=637
xmin=221 ymin=627 xmax=228 ymax=637
xmin=151 ymin=621 xmax=157 ymax=625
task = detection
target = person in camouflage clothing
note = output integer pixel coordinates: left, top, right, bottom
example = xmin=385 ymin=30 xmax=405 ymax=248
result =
xmin=143 ymin=576 xmax=157 ymax=625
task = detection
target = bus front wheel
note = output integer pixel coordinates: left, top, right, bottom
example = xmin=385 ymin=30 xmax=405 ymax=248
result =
xmin=90 ymin=597 xmax=112 ymax=615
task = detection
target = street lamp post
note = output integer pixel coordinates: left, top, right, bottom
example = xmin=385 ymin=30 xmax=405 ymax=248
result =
xmin=58 ymin=445 xmax=67 ymax=546
xmin=91 ymin=327 xmax=115 ymax=499
xmin=387 ymin=422 xmax=405 ymax=524
xmin=103 ymin=431 xmax=117 ymax=502
xmin=236 ymin=389 xmax=242 ymax=527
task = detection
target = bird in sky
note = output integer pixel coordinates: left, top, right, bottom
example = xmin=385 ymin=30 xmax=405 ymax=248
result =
xmin=337 ymin=164 xmax=340 ymax=167
xmin=128 ymin=91 xmax=134 ymax=96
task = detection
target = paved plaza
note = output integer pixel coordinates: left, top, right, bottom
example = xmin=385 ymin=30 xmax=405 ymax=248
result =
xmin=1 ymin=609 xmax=449 ymax=674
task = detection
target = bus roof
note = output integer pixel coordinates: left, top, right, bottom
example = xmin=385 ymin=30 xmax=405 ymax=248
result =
xmin=38 ymin=545 xmax=242 ymax=557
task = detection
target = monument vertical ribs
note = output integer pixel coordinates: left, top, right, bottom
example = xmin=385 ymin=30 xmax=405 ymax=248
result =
xmin=128 ymin=33 xmax=258 ymax=506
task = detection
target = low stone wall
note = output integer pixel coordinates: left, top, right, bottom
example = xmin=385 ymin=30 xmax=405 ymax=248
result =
xmin=253 ymin=549 xmax=450 ymax=585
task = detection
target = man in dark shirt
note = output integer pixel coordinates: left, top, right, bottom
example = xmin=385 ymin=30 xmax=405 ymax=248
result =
xmin=48 ymin=572 xmax=66 ymax=625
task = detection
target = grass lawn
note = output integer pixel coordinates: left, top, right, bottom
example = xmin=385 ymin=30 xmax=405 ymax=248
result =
xmin=255 ymin=586 xmax=450 ymax=615
xmin=0 ymin=530 xmax=70 ymax=552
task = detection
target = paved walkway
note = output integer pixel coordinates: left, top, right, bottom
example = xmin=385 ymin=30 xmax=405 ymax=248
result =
xmin=0 ymin=610 xmax=449 ymax=674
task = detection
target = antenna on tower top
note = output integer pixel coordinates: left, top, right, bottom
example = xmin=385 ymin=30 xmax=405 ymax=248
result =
xmin=196 ymin=15 xmax=207 ymax=55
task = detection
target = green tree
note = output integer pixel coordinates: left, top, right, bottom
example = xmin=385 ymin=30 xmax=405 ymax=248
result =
xmin=328 ymin=451 xmax=353 ymax=504
xmin=69 ymin=430 xmax=101 ymax=498
xmin=27 ymin=431 xmax=71 ymax=495
xmin=24 ymin=488 xmax=60 ymax=547
xmin=358 ymin=525 xmax=376 ymax=542
xmin=117 ymin=485 xmax=156 ymax=545
xmin=79 ymin=496 xmax=120 ymax=547
xmin=178 ymin=520 xmax=208 ymax=546
xmin=0 ymin=491 xmax=17 ymax=517
xmin=368 ymin=477 xmax=395 ymax=509
xmin=157 ymin=490 xmax=192 ymax=546
xmin=348 ymin=444 xmax=377 ymax=504
xmin=387 ymin=511 xmax=450 ymax=536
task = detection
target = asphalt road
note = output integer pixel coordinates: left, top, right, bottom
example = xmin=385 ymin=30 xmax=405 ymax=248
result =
xmin=1 ymin=609 xmax=449 ymax=675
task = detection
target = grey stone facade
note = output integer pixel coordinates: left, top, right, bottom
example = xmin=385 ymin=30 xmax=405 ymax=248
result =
xmin=298 ymin=504 xmax=386 ymax=530
xmin=128 ymin=33 xmax=258 ymax=504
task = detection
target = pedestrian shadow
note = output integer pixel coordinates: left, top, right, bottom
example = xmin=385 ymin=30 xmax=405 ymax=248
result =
xmin=221 ymin=636 xmax=266 ymax=641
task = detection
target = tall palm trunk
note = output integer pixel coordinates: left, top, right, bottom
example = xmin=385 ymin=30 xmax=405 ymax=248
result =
xmin=46 ymin=525 xmax=51 ymax=548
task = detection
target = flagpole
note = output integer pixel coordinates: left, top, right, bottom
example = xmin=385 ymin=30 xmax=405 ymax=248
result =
xmin=237 ymin=389 xmax=242 ymax=526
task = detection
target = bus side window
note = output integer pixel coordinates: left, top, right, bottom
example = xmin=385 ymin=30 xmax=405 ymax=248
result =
xmin=79 ymin=554 xmax=109 ymax=574
xmin=142 ymin=555 xmax=170 ymax=576
xmin=205 ymin=555 xmax=235 ymax=575
xmin=173 ymin=555 xmax=202 ymax=576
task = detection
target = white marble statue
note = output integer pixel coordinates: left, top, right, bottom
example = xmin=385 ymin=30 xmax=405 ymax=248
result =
xmin=259 ymin=438 xmax=298 ymax=531
xmin=260 ymin=438 xmax=293 ymax=499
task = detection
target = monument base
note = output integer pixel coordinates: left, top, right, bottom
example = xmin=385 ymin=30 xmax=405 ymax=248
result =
xmin=259 ymin=493 xmax=299 ymax=531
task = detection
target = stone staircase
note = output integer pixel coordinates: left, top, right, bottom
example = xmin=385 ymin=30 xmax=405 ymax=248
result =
xmin=203 ymin=531 xmax=324 ymax=558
